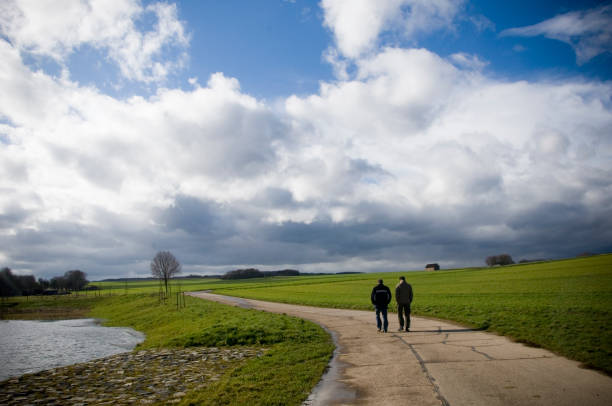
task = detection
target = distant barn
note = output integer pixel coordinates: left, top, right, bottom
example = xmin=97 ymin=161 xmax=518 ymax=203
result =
xmin=425 ymin=263 xmax=440 ymax=271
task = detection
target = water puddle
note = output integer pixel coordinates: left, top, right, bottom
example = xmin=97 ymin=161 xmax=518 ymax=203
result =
xmin=303 ymin=328 xmax=357 ymax=405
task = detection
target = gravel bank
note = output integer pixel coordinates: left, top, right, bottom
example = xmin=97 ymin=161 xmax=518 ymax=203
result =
xmin=0 ymin=347 xmax=262 ymax=405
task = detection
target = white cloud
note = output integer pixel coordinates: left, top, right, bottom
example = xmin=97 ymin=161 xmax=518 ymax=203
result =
xmin=500 ymin=4 xmax=612 ymax=65
xmin=449 ymin=52 xmax=488 ymax=71
xmin=0 ymin=36 xmax=282 ymax=230
xmin=1 ymin=2 xmax=611 ymax=278
xmin=285 ymin=46 xmax=612 ymax=226
xmin=469 ymin=14 xmax=495 ymax=32
xmin=321 ymin=0 xmax=464 ymax=59
xmin=0 ymin=0 xmax=189 ymax=82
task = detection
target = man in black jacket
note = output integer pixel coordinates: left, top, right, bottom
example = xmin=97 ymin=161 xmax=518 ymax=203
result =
xmin=395 ymin=276 xmax=413 ymax=332
xmin=371 ymin=279 xmax=392 ymax=332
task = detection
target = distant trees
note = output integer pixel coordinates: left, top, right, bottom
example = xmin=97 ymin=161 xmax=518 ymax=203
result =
xmin=151 ymin=251 xmax=182 ymax=297
xmin=1 ymin=267 xmax=19 ymax=297
xmin=486 ymin=254 xmax=515 ymax=266
xmin=65 ymin=270 xmax=88 ymax=291
xmin=222 ymin=268 xmax=264 ymax=280
xmin=221 ymin=268 xmax=301 ymax=279
xmin=1 ymin=267 xmax=41 ymax=296
xmin=38 ymin=277 xmax=50 ymax=290
xmin=0 ymin=267 xmax=89 ymax=297
xmin=268 ymin=269 xmax=300 ymax=277
xmin=18 ymin=275 xmax=38 ymax=295
xmin=50 ymin=276 xmax=67 ymax=290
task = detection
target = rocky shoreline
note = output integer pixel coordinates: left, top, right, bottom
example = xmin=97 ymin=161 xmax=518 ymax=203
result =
xmin=0 ymin=347 xmax=263 ymax=405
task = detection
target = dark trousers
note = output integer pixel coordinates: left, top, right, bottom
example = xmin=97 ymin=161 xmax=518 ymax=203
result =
xmin=397 ymin=303 xmax=411 ymax=329
xmin=375 ymin=306 xmax=388 ymax=331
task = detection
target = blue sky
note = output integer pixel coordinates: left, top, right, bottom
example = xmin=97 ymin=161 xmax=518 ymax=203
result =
xmin=1 ymin=1 xmax=611 ymax=280
xmin=53 ymin=0 xmax=612 ymax=99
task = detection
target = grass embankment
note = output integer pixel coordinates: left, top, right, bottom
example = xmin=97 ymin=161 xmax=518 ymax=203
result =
xmin=88 ymin=254 xmax=612 ymax=374
xmin=91 ymin=294 xmax=334 ymax=405
xmin=1 ymin=294 xmax=107 ymax=319
xmin=3 ymin=294 xmax=334 ymax=405
xmin=95 ymin=255 xmax=610 ymax=375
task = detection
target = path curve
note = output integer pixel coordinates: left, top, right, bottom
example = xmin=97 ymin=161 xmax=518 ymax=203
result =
xmin=188 ymin=291 xmax=612 ymax=406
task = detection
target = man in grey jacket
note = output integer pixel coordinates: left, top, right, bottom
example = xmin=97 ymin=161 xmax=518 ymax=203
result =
xmin=395 ymin=276 xmax=413 ymax=331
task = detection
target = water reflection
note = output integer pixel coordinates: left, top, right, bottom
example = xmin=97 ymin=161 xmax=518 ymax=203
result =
xmin=0 ymin=319 xmax=144 ymax=381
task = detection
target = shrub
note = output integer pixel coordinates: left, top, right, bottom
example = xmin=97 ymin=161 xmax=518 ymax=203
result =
xmin=485 ymin=254 xmax=515 ymax=266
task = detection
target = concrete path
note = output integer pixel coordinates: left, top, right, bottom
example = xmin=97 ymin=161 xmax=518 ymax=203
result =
xmin=188 ymin=291 xmax=612 ymax=406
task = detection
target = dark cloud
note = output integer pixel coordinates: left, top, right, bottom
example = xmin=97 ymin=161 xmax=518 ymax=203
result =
xmin=156 ymin=195 xmax=236 ymax=238
xmin=3 ymin=191 xmax=611 ymax=279
xmin=254 ymin=187 xmax=297 ymax=208
xmin=0 ymin=204 xmax=31 ymax=229
xmin=167 ymin=101 xmax=286 ymax=180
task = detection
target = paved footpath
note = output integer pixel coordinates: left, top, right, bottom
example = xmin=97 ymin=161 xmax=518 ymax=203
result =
xmin=188 ymin=291 xmax=612 ymax=406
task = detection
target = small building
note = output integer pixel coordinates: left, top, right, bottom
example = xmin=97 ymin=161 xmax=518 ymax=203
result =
xmin=425 ymin=263 xmax=440 ymax=271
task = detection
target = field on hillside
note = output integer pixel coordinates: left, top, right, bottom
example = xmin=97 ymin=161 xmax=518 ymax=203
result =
xmin=93 ymin=255 xmax=612 ymax=374
xmin=90 ymin=255 xmax=612 ymax=373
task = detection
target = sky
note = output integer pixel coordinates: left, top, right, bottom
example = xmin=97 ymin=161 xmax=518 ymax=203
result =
xmin=1 ymin=0 xmax=611 ymax=280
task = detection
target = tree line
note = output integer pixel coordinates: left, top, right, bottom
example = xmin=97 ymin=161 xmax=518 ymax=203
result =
xmin=221 ymin=268 xmax=300 ymax=280
xmin=0 ymin=268 xmax=89 ymax=297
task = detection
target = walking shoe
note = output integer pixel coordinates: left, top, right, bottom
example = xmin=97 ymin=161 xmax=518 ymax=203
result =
xmin=398 ymin=327 xmax=403 ymax=331
xmin=405 ymin=328 xmax=410 ymax=332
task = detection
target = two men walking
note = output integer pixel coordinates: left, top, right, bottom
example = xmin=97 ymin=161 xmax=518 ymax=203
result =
xmin=371 ymin=277 xmax=413 ymax=333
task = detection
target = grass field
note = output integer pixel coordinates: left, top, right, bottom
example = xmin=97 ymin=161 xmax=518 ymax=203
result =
xmin=90 ymin=294 xmax=334 ymax=405
xmin=216 ymin=255 xmax=612 ymax=374
xmin=1 ymin=294 xmax=334 ymax=405
xmin=95 ymin=254 xmax=612 ymax=374
xmin=5 ymin=254 xmax=611 ymax=384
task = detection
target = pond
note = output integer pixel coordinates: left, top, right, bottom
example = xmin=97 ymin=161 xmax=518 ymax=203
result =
xmin=0 ymin=319 xmax=145 ymax=381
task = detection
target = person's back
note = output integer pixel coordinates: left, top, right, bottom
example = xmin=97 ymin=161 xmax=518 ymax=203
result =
xmin=371 ymin=279 xmax=391 ymax=332
xmin=371 ymin=282 xmax=391 ymax=307
xmin=395 ymin=277 xmax=413 ymax=331
xmin=395 ymin=279 xmax=413 ymax=304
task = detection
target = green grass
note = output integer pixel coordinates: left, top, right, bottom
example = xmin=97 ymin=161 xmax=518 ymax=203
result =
xmin=2 ymin=293 xmax=333 ymax=405
xmin=132 ymin=254 xmax=610 ymax=375
xmin=1 ymin=294 xmax=107 ymax=319
xmin=48 ymin=254 xmax=612 ymax=375
xmin=3 ymin=254 xmax=610 ymax=402
xmin=89 ymin=294 xmax=334 ymax=405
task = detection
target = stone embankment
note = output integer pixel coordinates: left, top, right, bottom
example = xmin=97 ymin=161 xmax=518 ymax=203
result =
xmin=0 ymin=347 xmax=262 ymax=405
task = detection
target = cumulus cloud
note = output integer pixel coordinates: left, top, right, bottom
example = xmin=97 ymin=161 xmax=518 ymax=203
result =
xmin=283 ymin=46 xmax=612 ymax=265
xmin=0 ymin=35 xmax=288 ymax=276
xmin=1 ymin=2 xmax=611 ymax=279
xmin=0 ymin=0 xmax=189 ymax=82
xmin=321 ymin=0 xmax=464 ymax=59
xmin=500 ymin=4 xmax=612 ymax=65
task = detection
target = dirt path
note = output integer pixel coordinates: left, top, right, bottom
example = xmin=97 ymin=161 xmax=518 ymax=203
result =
xmin=188 ymin=292 xmax=612 ymax=406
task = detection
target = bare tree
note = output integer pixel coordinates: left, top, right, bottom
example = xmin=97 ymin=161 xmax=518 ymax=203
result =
xmin=151 ymin=251 xmax=182 ymax=297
